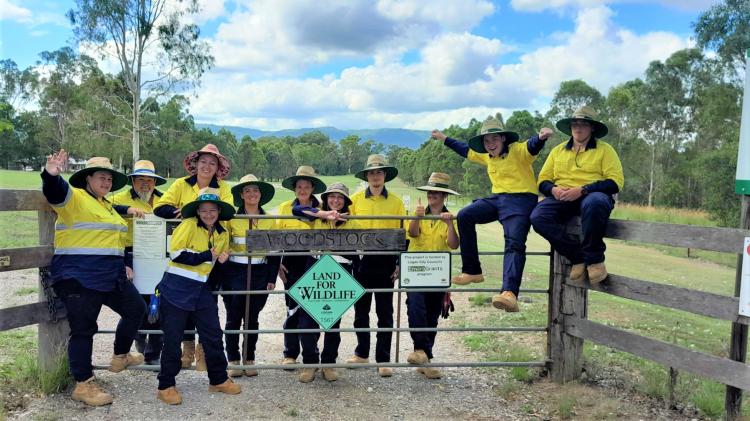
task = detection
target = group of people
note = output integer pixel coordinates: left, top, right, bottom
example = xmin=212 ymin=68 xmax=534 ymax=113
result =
xmin=40 ymin=106 xmax=623 ymax=406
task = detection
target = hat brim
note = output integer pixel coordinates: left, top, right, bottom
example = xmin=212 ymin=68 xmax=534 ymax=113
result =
xmin=231 ymin=181 xmax=275 ymax=207
xmin=69 ymin=167 xmax=129 ymax=191
xmin=468 ymin=130 xmax=520 ymax=153
xmin=281 ymin=176 xmax=326 ymax=194
xmin=321 ymin=190 xmax=353 ymax=207
xmin=556 ymin=118 xmax=608 ymax=138
xmin=127 ymin=174 xmax=167 ymax=186
xmin=181 ymin=199 xmax=235 ymax=221
xmin=183 ymin=151 xmax=231 ymax=180
xmin=355 ymin=166 xmax=398 ymax=182
xmin=416 ymin=185 xmax=460 ymax=196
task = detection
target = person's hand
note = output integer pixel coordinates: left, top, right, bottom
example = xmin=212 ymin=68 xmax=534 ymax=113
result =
xmin=45 ymin=150 xmax=68 ymax=176
xmin=439 ymin=212 xmax=453 ymax=225
xmin=125 ymin=266 xmax=134 ymax=281
xmin=415 ymin=197 xmax=425 ymax=217
xmin=318 ymin=210 xmax=345 ymax=222
xmin=391 ymin=265 xmax=400 ymax=283
xmin=539 ymin=127 xmax=554 ymax=140
xmin=211 ymin=247 xmax=219 ymax=261
xmin=172 ymin=208 xmax=182 ymax=219
xmin=278 ymin=264 xmax=288 ymax=284
xmin=266 ymin=282 xmax=276 ymax=291
xmin=217 ymin=251 xmax=230 ymax=264
xmin=127 ymin=207 xmax=146 ymax=218
xmin=559 ymin=187 xmax=583 ymax=201
xmin=431 ymin=130 xmax=447 ymax=142
xmin=551 ymin=186 xmax=566 ymax=201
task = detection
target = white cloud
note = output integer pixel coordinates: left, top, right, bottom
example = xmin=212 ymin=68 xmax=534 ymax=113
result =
xmin=0 ymin=0 xmax=32 ymax=22
xmin=511 ymin=0 xmax=719 ymax=12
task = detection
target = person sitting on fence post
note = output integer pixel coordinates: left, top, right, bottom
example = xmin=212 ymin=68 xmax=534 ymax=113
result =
xmin=155 ymin=188 xmax=241 ymax=405
xmin=530 ymin=106 xmax=624 ymax=284
xmin=40 ymin=150 xmax=147 ymax=407
xmin=347 ymin=154 xmax=406 ymax=378
xmin=432 ymin=117 xmax=553 ymax=312
xmin=293 ymin=182 xmax=363 ymax=383
xmin=277 ymin=166 xmax=327 ymax=368
xmin=222 ymin=174 xmax=278 ymax=378
xmin=406 ymin=173 xmax=459 ymax=379
xmin=112 ymin=160 xmax=167 ymax=366
xmin=153 ymin=144 xmax=233 ymax=371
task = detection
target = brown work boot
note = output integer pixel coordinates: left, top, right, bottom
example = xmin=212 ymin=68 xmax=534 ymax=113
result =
xmin=492 ymin=291 xmax=520 ymax=313
xmin=109 ymin=351 xmax=144 ymax=373
xmin=71 ymin=377 xmax=113 ymax=406
xmin=406 ymin=350 xmax=429 ymax=365
xmin=244 ymin=360 xmax=258 ymax=377
xmin=299 ymin=368 xmax=317 ymax=383
xmin=281 ymin=357 xmax=297 ymax=371
xmin=569 ymin=263 xmax=586 ymax=282
xmin=451 ymin=273 xmax=484 ymax=285
xmin=346 ymin=355 xmax=369 ymax=366
xmin=157 ymin=386 xmax=182 ymax=405
xmin=208 ymin=378 xmax=241 ymax=394
xmin=587 ymin=262 xmax=608 ymax=284
xmin=227 ymin=360 xmax=243 ymax=377
xmin=194 ymin=343 xmax=207 ymax=372
xmin=322 ymin=368 xmax=339 ymax=382
xmin=417 ymin=366 xmax=442 ymax=379
xmin=180 ymin=341 xmax=195 ymax=368
xmin=378 ymin=367 xmax=393 ymax=377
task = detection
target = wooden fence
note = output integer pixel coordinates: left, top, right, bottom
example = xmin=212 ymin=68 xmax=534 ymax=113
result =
xmin=0 ymin=188 xmax=748 ymax=418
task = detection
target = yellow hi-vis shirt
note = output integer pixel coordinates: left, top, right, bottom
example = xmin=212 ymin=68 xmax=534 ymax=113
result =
xmin=538 ymin=139 xmax=624 ymax=190
xmin=155 ymin=175 xmax=233 ymax=212
xmin=277 ymin=199 xmax=316 ymax=230
xmin=227 ymin=210 xmax=277 ymax=265
xmin=111 ymin=188 xmax=162 ymax=247
xmin=350 ymin=187 xmax=406 ymax=229
xmin=165 ymin=217 xmax=230 ymax=284
xmin=407 ymin=211 xmax=459 ymax=252
xmin=467 ymin=141 xmax=538 ymax=194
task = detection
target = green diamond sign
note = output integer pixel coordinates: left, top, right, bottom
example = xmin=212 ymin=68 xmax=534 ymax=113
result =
xmin=287 ymin=255 xmax=365 ymax=329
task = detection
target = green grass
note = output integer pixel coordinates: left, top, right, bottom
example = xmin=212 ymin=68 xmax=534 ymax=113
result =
xmin=14 ymin=287 xmax=38 ymax=296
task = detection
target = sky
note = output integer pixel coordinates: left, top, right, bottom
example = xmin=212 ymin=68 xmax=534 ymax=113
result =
xmin=0 ymin=0 xmax=719 ymax=131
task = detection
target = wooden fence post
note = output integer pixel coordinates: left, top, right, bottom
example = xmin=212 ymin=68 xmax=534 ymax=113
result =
xmin=37 ymin=208 xmax=68 ymax=371
xmin=548 ymin=218 xmax=588 ymax=383
xmin=726 ymin=196 xmax=749 ymax=420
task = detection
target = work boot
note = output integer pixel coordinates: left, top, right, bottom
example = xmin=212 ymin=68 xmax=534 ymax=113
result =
xmin=417 ymin=366 xmax=442 ymax=379
xmin=180 ymin=341 xmax=195 ymax=369
xmin=227 ymin=360 xmax=243 ymax=377
xmin=281 ymin=357 xmax=297 ymax=371
xmin=346 ymin=355 xmax=369 ymax=367
xmin=108 ymin=351 xmax=144 ymax=373
xmin=299 ymin=368 xmax=317 ymax=383
xmin=71 ymin=377 xmax=113 ymax=406
xmin=194 ymin=343 xmax=207 ymax=372
xmin=406 ymin=350 xmax=429 ymax=365
xmin=244 ymin=360 xmax=258 ymax=377
xmin=569 ymin=263 xmax=586 ymax=282
xmin=378 ymin=367 xmax=393 ymax=377
xmin=322 ymin=368 xmax=339 ymax=382
xmin=208 ymin=378 xmax=241 ymax=394
xmin=157 ymin=386 xmax=182 ymax=405
xmin=451 ymin=273 xmax=484 ymax=285
xmin=587 ymin=263 xmax=608 ymax=284
xmin=492 ymin=291 xmax=520 ymax=313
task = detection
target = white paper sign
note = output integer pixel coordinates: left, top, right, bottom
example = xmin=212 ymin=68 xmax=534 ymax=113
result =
xmin=402 ymin=195 xmax=410 ymax=212
xmin=132 ymin=215 xmax=170 ymax=294
xmin=399 ymin=252 xmax=451 ymax=288
xmin=740 ymin=237 xmax=750 ymax=317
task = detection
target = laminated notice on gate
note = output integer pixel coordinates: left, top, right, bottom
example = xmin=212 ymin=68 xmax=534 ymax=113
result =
xmin=400 ymin=252 xmax=451 ymax=288
xmin=740 ymin=237 xmax=750 ymax=317
xmin=132 ymin=214 xmax=178 ymax=294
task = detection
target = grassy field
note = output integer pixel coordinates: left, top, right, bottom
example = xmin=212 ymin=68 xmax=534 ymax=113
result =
xmin=0 ymin=169 xmax=747 ymax=417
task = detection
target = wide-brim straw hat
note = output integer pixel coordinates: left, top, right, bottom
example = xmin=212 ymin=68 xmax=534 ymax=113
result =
xmin=468 ymin=116 xmax=520 ymax=153
xmin=127 ymin=160 xmax=166 ymax=186
xmin=556 ymin=105 xmax=609 ymax=138
xmin=416 ymin=172 xmax=460 ymax=196
xmin=321 ymin=182 xmax=353 ymax=207
xmin=231 ymin=174 xmax=275 ymax=207
xmin=183 ymin=144 xmax=231 ymax=180
xmin=282 ymin=166 xmax=326 ymax=194
xmin=355 ymin=154 xmax=398 ymax=182
xmin=181 ymin=187 xmax=235 ymax=221
xmin=69 ymin=157 xmax=128 ymax=191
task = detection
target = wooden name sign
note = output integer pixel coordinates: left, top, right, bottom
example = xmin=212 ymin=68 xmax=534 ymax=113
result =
xmin=246 ymin=229 xmax=406 ymax=251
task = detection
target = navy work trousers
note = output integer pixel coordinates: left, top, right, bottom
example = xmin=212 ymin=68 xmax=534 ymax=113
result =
xmin=406 ymin=291 xmax=445 ymax=360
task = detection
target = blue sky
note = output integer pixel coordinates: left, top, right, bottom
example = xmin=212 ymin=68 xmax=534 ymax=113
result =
xmin=1 ymin=0 xmax=718 ymax=130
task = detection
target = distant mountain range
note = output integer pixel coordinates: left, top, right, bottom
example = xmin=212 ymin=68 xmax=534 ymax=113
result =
xmin=196 ymin=123 xmax=432 ymax=149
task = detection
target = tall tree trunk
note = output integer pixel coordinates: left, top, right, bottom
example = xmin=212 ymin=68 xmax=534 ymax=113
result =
xmin=132 ymin=93 xmax=140 ymax=162
xmin=648 ymin=142 xmax=656 ymax=207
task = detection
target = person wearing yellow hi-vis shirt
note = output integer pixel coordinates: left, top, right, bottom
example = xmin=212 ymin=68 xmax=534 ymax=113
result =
xmin=531 ymin=106 xmax=624 ymax=284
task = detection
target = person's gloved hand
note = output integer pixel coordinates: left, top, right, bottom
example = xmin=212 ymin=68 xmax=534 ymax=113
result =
xmin=441 ymin=292 xmax=455 ymax=319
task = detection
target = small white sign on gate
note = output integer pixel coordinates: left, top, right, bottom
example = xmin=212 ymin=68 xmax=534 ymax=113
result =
xmin=740 ymin=237 xmax=750 ymax=317
xmin=400 ymin=252 xmax=451 ymax=288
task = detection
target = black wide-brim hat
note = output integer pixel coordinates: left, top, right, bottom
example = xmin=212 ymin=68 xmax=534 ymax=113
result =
xmin=467 ymin=117 xmax=519 ymax=153
xmin=231 ymin=174 xmax=275 ymax=207
xmin=69 ymin=157 xmax=128 ymax=191
xmin=556 ymin=105 xmax=609 ymax=138
xmin=355 ymin=154 xmax=398 ymax=182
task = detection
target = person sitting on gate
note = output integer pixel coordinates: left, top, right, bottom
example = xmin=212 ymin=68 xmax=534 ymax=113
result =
xmin=531 ymin=106 xmax=624 ymax=284
xmin=153 ymin=144 xmax=233 ymax=370
xmin=112 ymin=160 xmax=167 ymax=366
xmin=155 ymin=188 xmax=241 ymax=405
xmin=406 ymin=173 xmax=459 ymax=380
xmin=432 ymin=118 xmax=553 ymax=313
xmin=40 ymin=150 xmax=146 ymax=407
xmin=293 ymin=182 xmax=363 ymax=383
xmin=222 ymin=174 xmax=279 ymax=378
xmin=347 ymin=154 xmax=405 ymax=378
xmin=277 ymin=166 xmax=327 ymax=368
